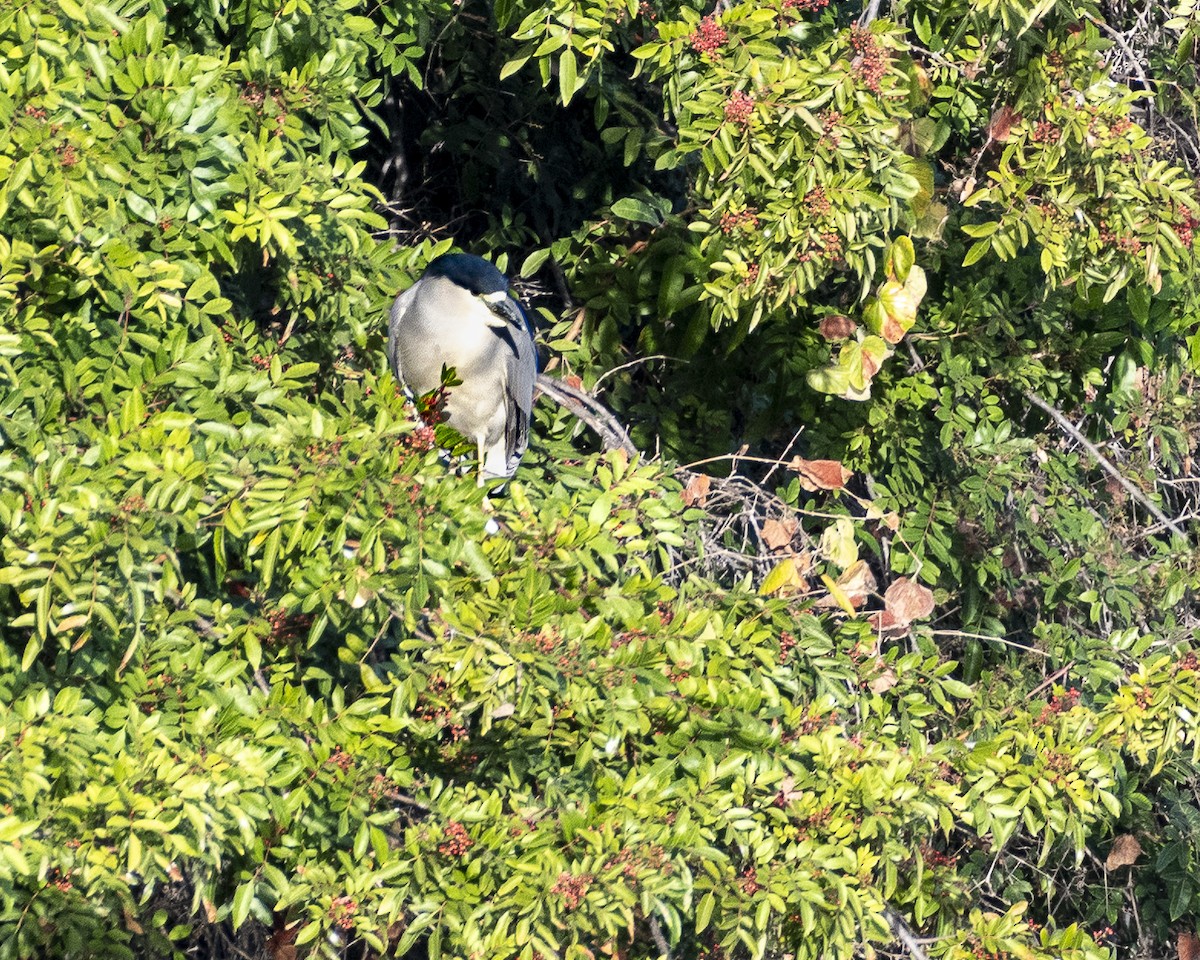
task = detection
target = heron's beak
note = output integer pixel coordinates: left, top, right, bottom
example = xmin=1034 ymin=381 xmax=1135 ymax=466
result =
xmin=480 ymin=291 xmax=525 ymax=330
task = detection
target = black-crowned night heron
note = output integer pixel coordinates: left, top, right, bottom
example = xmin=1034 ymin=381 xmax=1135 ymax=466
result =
xmin=387 ymin=253 xmax=537 ymax=484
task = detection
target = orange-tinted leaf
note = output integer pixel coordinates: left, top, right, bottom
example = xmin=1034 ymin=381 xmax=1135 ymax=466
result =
xmin=1105 ymin=834 xmax=1142 ymax=870
xmin=790 ymin=457 xmax=852 ymax=491
xmin=1179 ymin=931 xmax=1200 ymax=960
xmin=819 ymin=314 xmax=857 ymax=341
xmin=884 ymin=577 xmax=935 ymax=625
xmin=762 ymin=517 xmax=798 ymax=551
xmin=683 ymin=473 xmax=711 ymax=506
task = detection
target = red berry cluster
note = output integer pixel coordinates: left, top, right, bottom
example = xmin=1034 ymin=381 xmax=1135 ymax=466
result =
xmin=24 ymin=104 xmax=48 ymax=121
xmin=328 ymin=895 xmax=358 ymax=930
xmin=1176 ymin=651 xmax=1198 ymax=673
xmin=1109 ymin=117 xmax=1132 ymax=137
xmin=782 ymin=0 xmax=828 ymax=10
xmin=1135 ymin=685 xmax=1153 ymax=709
xmin=416 ymin=385 xmax=449 ymax=426
xmin=742 ymin=262 xmax=760 ymax=287
xmin=551 ymin=871 xmax=594 ymax=909
xmin=438 ymin=821 xmax=474 ymax=857
xmin=719 ymin=208 xmax=759 ymax=235
xmin=1035 ymin=686 xmax=1080 ymax=725
xmin=849 ymin=27 xmax=887 ymax=93
xmin=690 ymin=15 xmax=727 ymax=56
xmin=638 ymin=1 xmax=656 ymax=20
xmin=251 ymin=352 xmax=272 ymax=369
xmin=1030 ymin=120 xmax=1060 ymax=144
xmin=59 ymin=143 xmax=79 ymax=167
xmin=724 ymin=91 xmax=755 ymax=127
xmin=804 ymin=186 xmax=831 ymax=217
xmin=918 ymin=842 xmax=957 ymax=868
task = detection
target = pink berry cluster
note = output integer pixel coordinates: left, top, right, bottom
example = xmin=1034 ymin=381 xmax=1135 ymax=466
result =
xmin=1176 ymin=207 xmax=1199 ymax=246
xmin=551 ymin=872 xmax=594 ymax=909
xmin=783 ymin=0 xmax=829 ymax=9
xmin=818 ymin=109 xmax=842 ymax=148
xmin=742 ymin=262 xmax=760 ymax=286
xmin=1035 ymin=687 xmax=1080 ymax=725
xmin=1031 ymin=120 xmax=1060 ymax=144
xmin=804 ymin=186 xmax=831 ymax=217
xmin=328 ymin=895 xmax=358 ymax=930
xmin=1099 ymin=224 xmax=1143 ymax=256
xmin=438 ymin=821 xmax=474 ymax=857
xmin=690 ymin=15 xmax=727 ymax=56
xmin=849 ymin=27 xmax=887 ymax=92
xmin=796 ymin=229 xmax=842 ymax=263
xmin=719 ymin=208 xmax=760 ymax=235
xmin=724 ymin=90 xmax=755 ymax=126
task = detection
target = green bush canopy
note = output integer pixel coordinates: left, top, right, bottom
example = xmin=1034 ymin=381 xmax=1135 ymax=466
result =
xmin=2 ymin=0 xmax=1199 ymax=958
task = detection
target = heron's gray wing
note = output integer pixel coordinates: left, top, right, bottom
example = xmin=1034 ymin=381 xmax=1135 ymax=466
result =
xmin=501 ymin=302 xmax=538 ymax=473
xmin=386 ymin=281 xmax=421 ymax=382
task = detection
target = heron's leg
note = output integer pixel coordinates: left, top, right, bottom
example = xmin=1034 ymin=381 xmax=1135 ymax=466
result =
xmin=476 ymin=436 xmax=486 ymax=487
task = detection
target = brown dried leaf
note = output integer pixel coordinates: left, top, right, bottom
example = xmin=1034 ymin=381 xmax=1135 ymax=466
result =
xmin=762 ymin=517 xmax=798 ymax=551
xmin=683 ymin=473 xmax=711 ymax=506
xmin=880 ymin=314 xmax=908 ymax=345
xmin=774 ymin=774 xmax=803 ymax=806
xmin=988 ymin=105 xmax=1019 ymax=143
xmin=790 ymin=457 xmax=852 ymax=491
xmin=124 ymin=906 xmax=144 ymax=935
xmin=869 ymin=664 xmax=898 ymax=694
xmin=1105 ymin=833 xmax=1142 ymax=870
xmin=819 ymin=314 xmax=857 ymax=341
xmin=883 ymin=512 xmax=901 ymax=532
xmin=866 ymin=608 xmax=909 ymax=639
xmin=1179 ymin=931 xmax=1200 ymax=960
xmin=884 ymin=577 xmax=935 ymax=625
xmin=814 ymin=559 xmax=876 ymax=609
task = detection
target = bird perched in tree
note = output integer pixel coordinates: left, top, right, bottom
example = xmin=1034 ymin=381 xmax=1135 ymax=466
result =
xmin=387 ymin=253 xmax=537 ymax=484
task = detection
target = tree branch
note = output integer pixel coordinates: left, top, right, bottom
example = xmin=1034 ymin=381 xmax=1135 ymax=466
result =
xmin=536 ymin=373 xmax=640 ymax=457
xmin=1025 ymin=389 xmax=1188 ymax=542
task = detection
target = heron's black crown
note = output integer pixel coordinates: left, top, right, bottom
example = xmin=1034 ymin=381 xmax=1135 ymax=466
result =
xmin=425 ymin=253 xmax=509 ymax=297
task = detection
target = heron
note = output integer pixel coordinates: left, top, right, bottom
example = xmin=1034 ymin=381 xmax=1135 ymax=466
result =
xmin=387 ymin=253 xmax=537 ymax=484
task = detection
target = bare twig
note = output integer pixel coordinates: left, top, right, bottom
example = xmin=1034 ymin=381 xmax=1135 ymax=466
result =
xmin=1025 ymin=389 xmax=1188 ymax=541
xmin=593 ymin=354 xmax=676 ymax=391
xmin=884 ymin=906 xmax=931 ymax=960
xmin=648 ymin=916 xmax=672 ymax=959
xmin=858 ymin=0 xmax=883 ymax=27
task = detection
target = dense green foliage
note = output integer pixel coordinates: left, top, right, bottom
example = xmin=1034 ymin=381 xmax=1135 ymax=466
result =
xmin=2 ymin=0 xmax=1200 ymax=958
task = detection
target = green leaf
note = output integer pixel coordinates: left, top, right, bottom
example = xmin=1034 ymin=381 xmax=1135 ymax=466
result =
xmin=611 ymin=197 xmax=662 ymax=226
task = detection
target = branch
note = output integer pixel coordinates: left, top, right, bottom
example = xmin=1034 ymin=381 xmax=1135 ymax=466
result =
xmin=1024 ymin=389 xmax=1188 ymax=542
xmin=536 ymin=373 xmax=640 ymax=457
xmin=884 ymin=906 xmax=931 ymax=960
